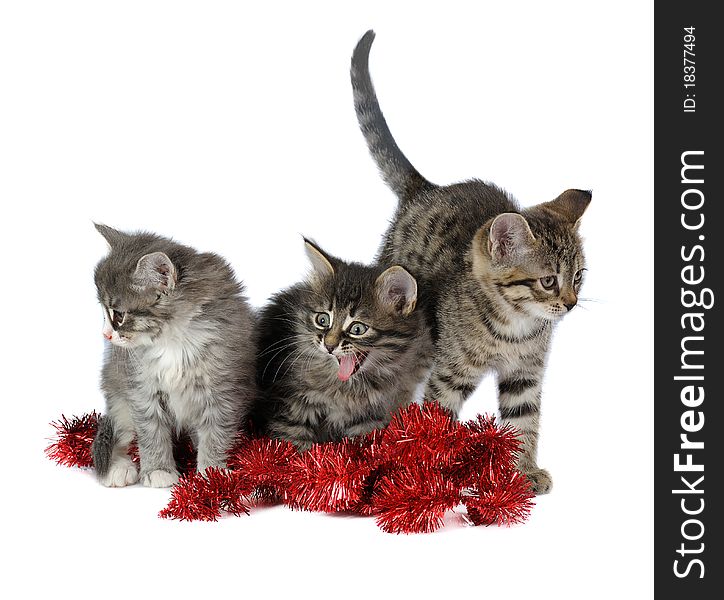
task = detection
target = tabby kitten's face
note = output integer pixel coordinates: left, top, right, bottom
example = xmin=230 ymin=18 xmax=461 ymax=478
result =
xmin=94 ymin=224 xmax=178 ymax=348
xmin=299 ymin=240 xmax=419 ymax=382
xmin=482 ymin=189 xmax=590 ymax=322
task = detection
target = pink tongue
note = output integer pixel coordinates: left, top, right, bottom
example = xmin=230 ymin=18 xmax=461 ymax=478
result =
xmin=337 ymin=354 xmax=358 ymax=382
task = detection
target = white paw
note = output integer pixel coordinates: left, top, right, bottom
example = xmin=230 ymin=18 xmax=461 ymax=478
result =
xmin=100 ymin=459 xmax=139 ymax=488
xmin=141 ymin=469 xmax=179 ymax=488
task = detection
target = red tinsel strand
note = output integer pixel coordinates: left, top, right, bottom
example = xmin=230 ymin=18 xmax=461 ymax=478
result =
xmin=45 ymin=412 xmax=100 ymax=468
xmin=358 ymin=427 xmax=389 ymax=466
xmin=226 ymin=437 xmax=297 ymax=494
xmin=285 ymin=439 xmax=373 ymax=512
xmin=377 ymin=403 xmax=466 ymax=467
xmin=463 ymin=470 xmax=535 ymax=527
xmin=160 ymin=471 xmax=221 ymax=522
xmin=349 ymin=430 xmax=403 ymax=516
xmin=448 ymin=415 xmax=524 ymax=483
xmin=49 ymin=404 xmax=535 ymax=532
xmin=372 ymin=466 xmax=463 ymax=534
xmin=159 ymin=468 xmax=254 ymax=521
xmin=202 ymin=467 xmax=254 ymax=517
xmin=251 ymin=486 xmax=285 ymax=506
xmin=349 ymin=467 xmax=390 ymax=516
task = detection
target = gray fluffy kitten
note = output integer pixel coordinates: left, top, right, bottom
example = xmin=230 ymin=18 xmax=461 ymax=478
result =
xmin=252 ymin=239 xmax=430 ymax=450
xmin=351 ymin=31 xmax=591 ymax=494
xmin=91 ymin=224 xmax=256 ymax=487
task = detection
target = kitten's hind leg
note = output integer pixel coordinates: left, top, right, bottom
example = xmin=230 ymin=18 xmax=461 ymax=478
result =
xmin=93 ymin=405 xmax=139 ymax=488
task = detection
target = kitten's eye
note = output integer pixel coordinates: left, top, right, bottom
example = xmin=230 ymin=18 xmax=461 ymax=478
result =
xmin=314 ymin=312 xmax=331 ymax=328
xmin=540 ymin=276 xmax=557 ymax=290
xmin=347 ymin=322 xmax=369 ymax=337
xmin=574 ymin=269 xmax=585 ymax=284
xmin=111 ymin=309 xmax=126 ymax=329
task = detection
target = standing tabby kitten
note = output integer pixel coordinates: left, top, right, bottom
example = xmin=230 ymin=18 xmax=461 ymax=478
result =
xmin=253 ymin=239 xmax=429 ymax=450
xmin=91 ymin=225 xmax=256 ymax=487
xmin=351 ymin=31 xmax=591 ymax=493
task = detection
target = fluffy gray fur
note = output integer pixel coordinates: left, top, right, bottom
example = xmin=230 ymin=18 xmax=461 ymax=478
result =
xmin=351 ymin=31 xmax=591 ymax=494
xmin=91 ymin=224 xmax=256 ymax=487
xmin=252 ymin=239 xmax=430 ymax=451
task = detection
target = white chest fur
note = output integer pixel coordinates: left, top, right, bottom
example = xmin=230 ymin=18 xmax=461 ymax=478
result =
xmin=138 ymin=318 xmax=216 ymax=392
xmin=134 ymin=318 xmax=218 ymax=429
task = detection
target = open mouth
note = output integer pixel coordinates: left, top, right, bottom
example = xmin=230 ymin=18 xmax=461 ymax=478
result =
xmin=336 ymin=352 xmax=367 ymax=382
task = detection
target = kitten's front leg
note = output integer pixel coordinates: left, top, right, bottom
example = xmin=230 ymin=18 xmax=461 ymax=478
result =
xmin=131 ymin=391 xmax=179 ymax=487
xmin=343 ymin=417 xmax=389 ymax=439
xmin=496 ymin=362 xmax=551 ymax=494
xmin=195 ymin=399 xmax=239 ymax=472
xmin=267 ymin=413 xmax=319 ymax=453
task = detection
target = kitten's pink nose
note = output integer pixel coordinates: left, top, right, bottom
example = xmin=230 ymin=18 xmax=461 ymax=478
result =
xmin=103 ymin=329 xmax=113 ymax=340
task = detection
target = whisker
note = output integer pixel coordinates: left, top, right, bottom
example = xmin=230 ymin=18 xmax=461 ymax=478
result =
xmin=301 ymin=347 xmax=318 ymax=377
xmin=268 ymin=318 xmax=304 ymax=330
xmin=280 ymin=348 xmax=315 ymax=381
xmin=273 ymin=311 xmax=306 ymax=318
xmin=273 ymin=347 xmax=308 ymax=383
xmin=257 ymin=336 xmax=305 ymax=357
xmin=261 ymin=342 xmax=307 ymax=381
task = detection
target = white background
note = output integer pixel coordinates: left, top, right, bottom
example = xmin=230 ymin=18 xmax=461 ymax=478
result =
xmin=0 ymin=2 xmax=653 ymax=598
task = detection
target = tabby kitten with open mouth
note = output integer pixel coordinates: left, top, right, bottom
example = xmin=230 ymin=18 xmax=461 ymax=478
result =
xmin=253 ymin=239 xmax=430 ymax=451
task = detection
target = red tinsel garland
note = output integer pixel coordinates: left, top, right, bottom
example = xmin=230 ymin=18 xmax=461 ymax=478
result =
xmin=46 ymin=412 xmax=100 ymax=468
xmin=46 ymin=403 xmax=535 ymax=533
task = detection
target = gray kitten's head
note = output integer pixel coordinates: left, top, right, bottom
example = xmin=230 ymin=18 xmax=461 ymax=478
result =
xmin=93 ymin=224 xmax=189 ymax=348
xmin=476 ymin=189 xmax=591 ymax=321
xmin=275 ymin=239 xmax=420 ymax=384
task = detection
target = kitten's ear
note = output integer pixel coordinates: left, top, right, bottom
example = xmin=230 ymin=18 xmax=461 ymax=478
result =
xmin=488 ymin=213 xmax=536 ymax=263
xmin=375 ymin=266 xmax=417 ymax=316
xmin=542 ymin=189 xmax=592 ymax=226
xmin=94 ymin=223 xmax=127 ymax=249
xmin=303 ymin=238 xmax=335 ymax=279
xmin=133 ymin=252 xmax=176 ymax=292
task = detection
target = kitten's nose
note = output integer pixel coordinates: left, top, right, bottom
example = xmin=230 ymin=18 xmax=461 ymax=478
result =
xmin=324 ymin=343 xmax=336 ymax=354
xmin=564 ymin=301 xmax=577 ymax=311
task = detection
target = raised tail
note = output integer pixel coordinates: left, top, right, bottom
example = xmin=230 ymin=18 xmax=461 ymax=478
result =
xmin=351 ymin=30 xmax=433 ymax=203
xmin=91 ymin=414 xmax=115 ymax=477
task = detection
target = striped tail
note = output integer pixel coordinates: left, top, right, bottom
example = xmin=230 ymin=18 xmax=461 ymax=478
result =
xmin=351 ymin=30 xmax=434 ymax=204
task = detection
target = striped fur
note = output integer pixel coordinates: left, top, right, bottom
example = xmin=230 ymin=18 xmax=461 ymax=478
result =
xmin=252 ymin=240 xmax=430 ymax=450
xmin=351 ymin=31 xmax=434 ymax=202
xmin=351 ymin=31 xmax=591 ymax=493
